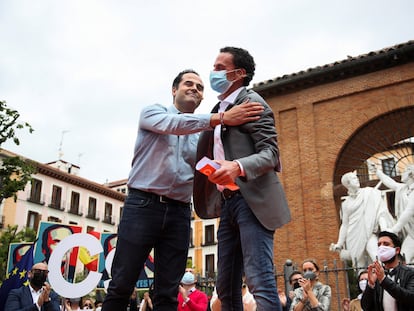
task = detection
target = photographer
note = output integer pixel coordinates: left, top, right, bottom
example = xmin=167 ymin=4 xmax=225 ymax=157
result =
xmin=290 ymin=259 xmax=331 ymax=311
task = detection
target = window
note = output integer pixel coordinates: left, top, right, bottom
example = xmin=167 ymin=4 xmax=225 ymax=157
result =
xmin=70 ymin=191 xmax=80 ymax=215
xmin=104 ymin=202 xmax=113 ymax=224
xmin=29 ymin=179 xmax=43 ymax=204
xmin=205 ymin=254 xmax=215 ymax=278
xmin=356 ymin=163 xmax=369 ymax=183
xmin=47 ymin=216 xmax=61 ymax=223
xmin=50 ymin=185 xmax=62 ymax=209
xmin=189 ymin=228 xmax=194 ymax=248
xmin=382 ymin=158 xmax=397 ymax=177
xmin=88 ymin=197 xmax=97 ymax=219
xmin=204 ymin=225 xmax=215 ymax=245
xmin=26 ymin=211 xmax=40 ymax=230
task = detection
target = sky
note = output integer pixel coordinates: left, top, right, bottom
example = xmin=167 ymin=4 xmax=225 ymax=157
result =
xmin=1 ymin=0 xmax=413 ymax=184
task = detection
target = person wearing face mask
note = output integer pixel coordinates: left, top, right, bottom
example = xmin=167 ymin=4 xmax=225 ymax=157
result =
xmin=4 ymin=262 xmax=60 ymax=311
xmin=290 ymin=259 xmax=331 ymax=311
xmin=349 ymin=270 xmax=368 ymax=311
xmin=193 ymin=46 xmax=291 ymax=311
xmin=361 ymin=231 xmax=414 ymax=311
xmin=370 ymin=163 xmax=414 ymax=264
xmin=101 ymin=69 xmax=263 ymax=311
xmin=177 ymin=271 xmax=208 ymax=311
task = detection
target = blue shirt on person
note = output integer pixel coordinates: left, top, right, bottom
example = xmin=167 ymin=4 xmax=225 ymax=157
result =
xmin=127 ymin=103 xmax=212 ymax=203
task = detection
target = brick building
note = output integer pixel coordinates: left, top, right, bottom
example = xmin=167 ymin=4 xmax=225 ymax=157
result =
xmin=252 ymin=40 xmax=414 ymax=305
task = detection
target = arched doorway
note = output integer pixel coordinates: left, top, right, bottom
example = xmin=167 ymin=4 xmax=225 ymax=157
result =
xmin=333 ymin=105 xmax=414 ymax=212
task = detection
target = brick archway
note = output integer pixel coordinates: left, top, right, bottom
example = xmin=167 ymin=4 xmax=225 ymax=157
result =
xmin=253 ymin=41 xmax=414 ymax=264
xmin=253 ymin=41 xmax=414 ymax=309
xmin=334 ymin=105 xmax=414 ymax=195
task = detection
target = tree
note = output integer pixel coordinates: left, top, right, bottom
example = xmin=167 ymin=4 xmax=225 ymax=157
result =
xmin=0 ymin=100 xmax=36 ymax=203
xmin=0 ymin=225 xmax=36 ymax=284
xmin=0 ymin=100 xmax=34 ymax=146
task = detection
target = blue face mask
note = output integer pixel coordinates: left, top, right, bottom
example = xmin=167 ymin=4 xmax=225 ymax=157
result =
xmin=209 ymin=70 xmax=236 ymax=94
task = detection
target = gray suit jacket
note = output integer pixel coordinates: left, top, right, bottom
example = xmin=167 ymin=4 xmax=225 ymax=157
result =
xmin=193 ymin=88 xmax=291 ymax=230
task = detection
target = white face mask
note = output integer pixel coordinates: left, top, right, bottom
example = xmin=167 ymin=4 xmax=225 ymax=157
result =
xmin=377 ymin=245 xmax=396 ymax=262
xmin=359 ymin=279 xmax=367 ymax=292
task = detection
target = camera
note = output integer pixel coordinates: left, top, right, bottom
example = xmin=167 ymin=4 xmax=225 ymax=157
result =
xmin=293 ymin=281 xmax=301 ymax=290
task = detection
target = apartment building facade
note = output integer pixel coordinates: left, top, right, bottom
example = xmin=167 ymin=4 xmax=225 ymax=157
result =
xmin=0 ymin=149 xmax=125 ymax=234
xmin=0 ymin=149 xmax=217 ymax=279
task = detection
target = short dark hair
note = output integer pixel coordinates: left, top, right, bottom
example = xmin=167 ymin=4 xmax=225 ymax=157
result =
xmin=358 ymin=270 xmax=368 ymax=281
xmin=379 ymin=231 xmax=402 ymax=248
xmin=220 ymin=47 xmax=255 ymax=86
xmin=172 ymin=69 xmax=199 ymax=89
xmin=289 ymin=270 xmax=302 ymax=283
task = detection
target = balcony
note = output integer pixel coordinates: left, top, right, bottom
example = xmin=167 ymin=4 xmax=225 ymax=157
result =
xmin=26 ymin=195 xmax=45 ymax=206
xmin=48 ymin=202 xmax=65 ymax=211
xmin=86 ymin=213 xmax=100 ymax=221
xmin=103 ymin=216 xmax=115 ymax=225
xmin=68 ymin=208 xmax=83 ymax=216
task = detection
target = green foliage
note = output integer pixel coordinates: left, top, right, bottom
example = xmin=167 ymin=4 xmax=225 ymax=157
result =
xmin=0 ymin=100 xmax=33 ymax=146
xmin=347 ymin=267 xmax=360 ymax=299
xmin=0 ymin=156 xmax=36 ymax=202
xmin=0 ymin=225 xmax=36 ymax=284
xmin=186 ymin=258 xmax=193 ymax=269
xmin=0 ymin=100 xmax=36 ymax=203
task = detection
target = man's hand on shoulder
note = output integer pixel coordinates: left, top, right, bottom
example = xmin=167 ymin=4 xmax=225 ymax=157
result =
xmin=210 ymin=102 xmax=264 ymax=127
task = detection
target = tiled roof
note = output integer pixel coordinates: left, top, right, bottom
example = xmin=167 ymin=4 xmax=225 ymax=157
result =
xmin=253 ymin=40 xmax=414 ymax=96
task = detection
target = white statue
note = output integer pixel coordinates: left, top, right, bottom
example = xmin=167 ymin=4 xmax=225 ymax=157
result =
xmin=371 ymin=163 xmax=414 ymax=264
xmin=330 ymin=171 xmax=394 ymax=268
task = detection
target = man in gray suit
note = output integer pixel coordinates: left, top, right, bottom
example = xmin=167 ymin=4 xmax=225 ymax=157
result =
xmin=193 ymin=47 xmax=291 ymax=311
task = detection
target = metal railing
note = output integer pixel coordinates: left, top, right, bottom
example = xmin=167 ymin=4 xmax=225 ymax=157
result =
xmin=195 ymin=259 xmax=414 ymax=311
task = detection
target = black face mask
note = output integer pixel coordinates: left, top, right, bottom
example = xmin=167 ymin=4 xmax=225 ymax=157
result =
xmin=30 ymin=271 xmax=47 ymax=288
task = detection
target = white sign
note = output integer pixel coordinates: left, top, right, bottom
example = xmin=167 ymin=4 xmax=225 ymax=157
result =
xmin=48 ymin=233 xmax=104 ymax=298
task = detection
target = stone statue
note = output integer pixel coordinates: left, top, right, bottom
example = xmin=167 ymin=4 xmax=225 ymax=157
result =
xmin=371 ymin=163 xmax=414 ymax=264
xmin=330 ymin=171 xmax=394 ymax=268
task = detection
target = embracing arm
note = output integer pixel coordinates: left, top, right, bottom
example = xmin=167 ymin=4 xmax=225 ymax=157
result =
xmin=139 ymin=103 xmax=263 ymax=135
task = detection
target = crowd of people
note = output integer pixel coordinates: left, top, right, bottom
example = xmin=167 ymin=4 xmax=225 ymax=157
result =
xmin=7 ymin=240 xmax=413 ymax=311
xmin=3 ymin=45 xmax=414 ymax=311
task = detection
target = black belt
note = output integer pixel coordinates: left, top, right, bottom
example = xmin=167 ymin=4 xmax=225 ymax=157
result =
xmin=221 ymin=189 xmax=241 ymax=200
xmin=128 ymin=188 xmax=191 ymax=208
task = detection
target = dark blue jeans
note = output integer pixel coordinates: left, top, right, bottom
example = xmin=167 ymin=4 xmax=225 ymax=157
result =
xmin=216 ymin=194 xmax=282 ymax=311
xmin=102 ymin=190 xmax=191 ymax=311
